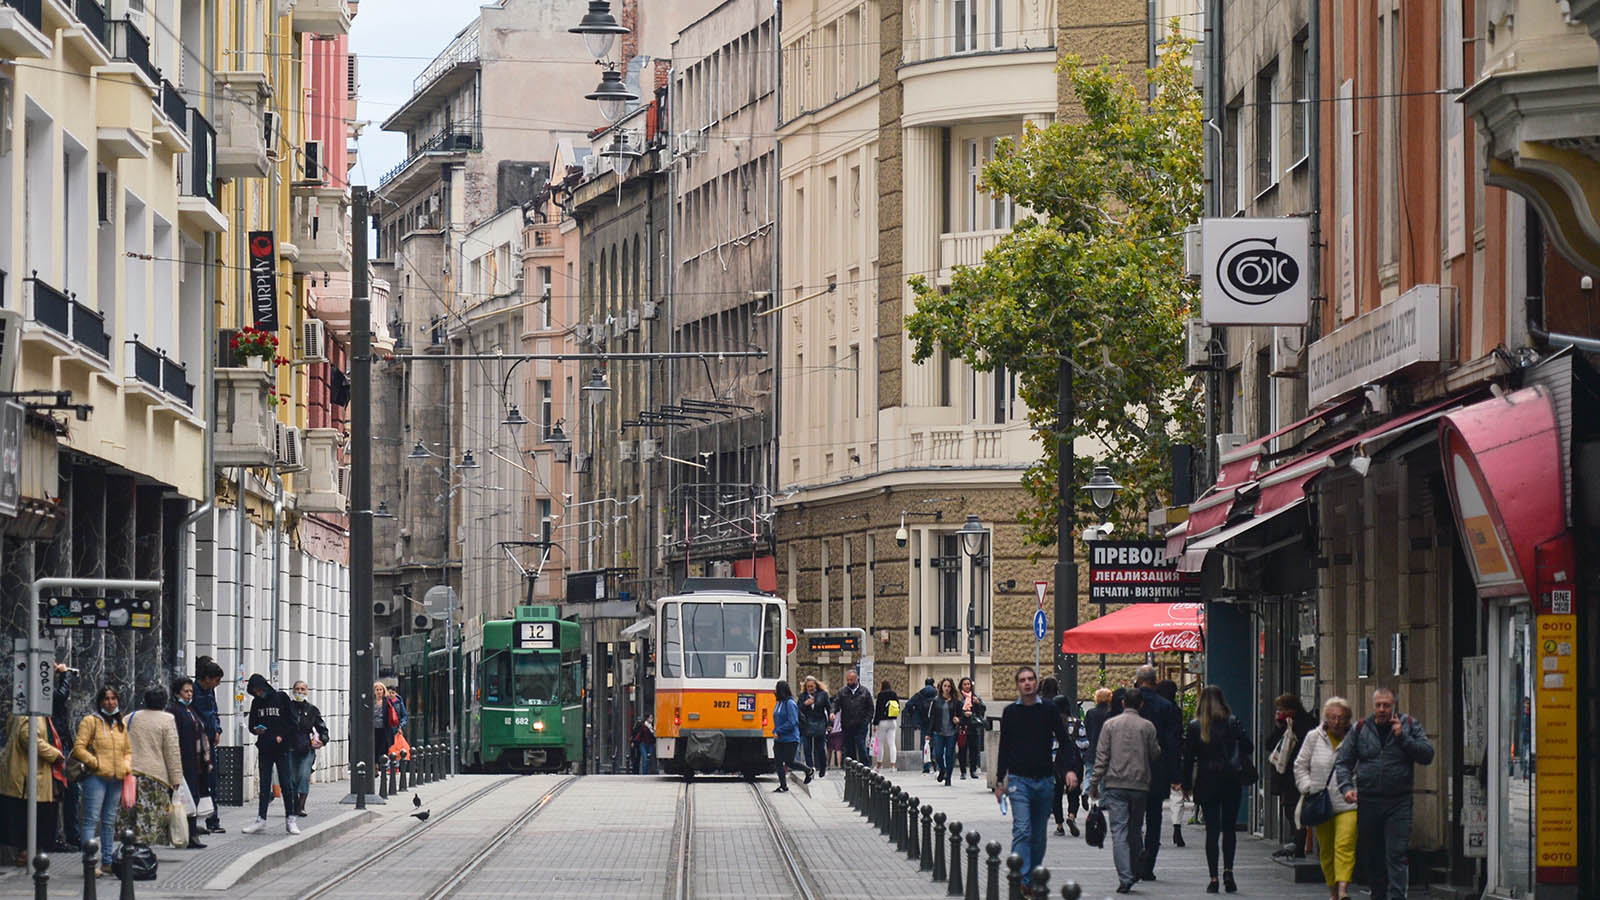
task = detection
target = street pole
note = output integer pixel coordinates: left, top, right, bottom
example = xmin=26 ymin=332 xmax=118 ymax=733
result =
xmin=344 ymin=185 xmax=376 ymax=806
xmin=1054 ymin=355 xmax=1078 ymax=700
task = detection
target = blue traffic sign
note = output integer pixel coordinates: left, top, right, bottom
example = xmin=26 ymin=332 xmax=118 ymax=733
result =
xmin=1032 ymin=610 xmax=1048 ymax=641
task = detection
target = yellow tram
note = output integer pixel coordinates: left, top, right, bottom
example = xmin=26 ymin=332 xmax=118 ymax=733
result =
xmin=653 ymin=578 xmax=786 ymax=778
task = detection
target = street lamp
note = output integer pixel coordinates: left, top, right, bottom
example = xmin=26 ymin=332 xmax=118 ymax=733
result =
xmin=373 ymin=501 xmax=395 ymax=519
xmin=458 ymin=450 xmax=481 ymax=470
xmin=568 ymin=0 xmax=629 ymax=60
xmin=600 ymin=131 xmax=643 ymax=179
xmin=586 ymin=66 xmax=638 ymax=123
xmin=1083 ymin=465 xmax=1124 ymax=510
xmin=502 ymin=404 xmax=529 ymax=429
xmin=408 ymin=441 xmax=429 ymax=460
xmin=957 ymin=514 xmax=988 ymax=684
xmin=547 ymin=420 xmax=572 ymax=463
xmin=581 ymin=367 xmax=611 ymax=406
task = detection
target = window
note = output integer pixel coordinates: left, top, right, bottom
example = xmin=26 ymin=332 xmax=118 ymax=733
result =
xmin=1255 ymin=348 xmax=1272 ymax=434
xmin=952 ymin=0 xmax=976 ymax=52
xmin=849 ymin=343 xmax=860 ymax=415
xmin=680 ymin=602 xmax=764 ymax=677
xmin=537 ymin=379 xmax=552 ymax=439
xmin=1291 ymin=33 xmax=1309 ymax=162
xmin=1254 ymin=60 xmax=1279 ymax=192
xmin=762 ymin=604 xmax=782 ymax=678
xmin=660 ymin=605 xmax=681 ymax=677
xmin=993 ymin=363 xmax=1011 ymax=424
xmin=1378 ymin=5 xmax=1400 ymax=273
xmin=986 ymin=137 xmax=1016 ymax=228
xmin=537 ymin=498 xmax=551 ymax=533
xmin=937 ymin=534 xmax=961 ymax=652
xmin=992 ymin=0 xmax=1003 ymax=48
xmin=511 ymin=654 xmax=561 ymax=704
xmin=1224 ymin=95 xmax=1244 ymax=214
xmin=935 ymin=346 xmax=951 ymax=406
xmin=537 ymin=266 xmax=552 ymax=327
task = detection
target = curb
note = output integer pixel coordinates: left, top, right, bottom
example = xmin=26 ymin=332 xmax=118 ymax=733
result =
xmin=201 ymin=808 xmax=378 ymax=890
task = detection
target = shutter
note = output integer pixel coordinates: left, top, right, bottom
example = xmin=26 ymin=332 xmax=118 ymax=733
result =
xmin=346 ymin=54 xmax=358 ymax=99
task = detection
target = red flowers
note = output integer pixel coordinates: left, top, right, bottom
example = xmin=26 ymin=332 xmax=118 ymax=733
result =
xmin=234 ymin=326 xmax=279 ymax=362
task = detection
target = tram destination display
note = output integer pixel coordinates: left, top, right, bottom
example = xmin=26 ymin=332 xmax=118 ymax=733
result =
xmin=1089 ymin=540 xmax=1201 ymax=603
xmin=806 ymin=634 xmax=860 ymax=653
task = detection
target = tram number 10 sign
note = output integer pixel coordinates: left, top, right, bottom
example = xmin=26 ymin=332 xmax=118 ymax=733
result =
xmin=515 ymin=622 xmax=557 ymax=650
xmin=807 ymin=634 xmax=860 ymax=654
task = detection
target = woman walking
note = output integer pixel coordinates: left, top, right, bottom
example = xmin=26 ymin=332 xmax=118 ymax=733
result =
xmin=1181 ymin=685 xmax=1253 ymax=893
xmin=1269 ymin=693 xmax=1318 ymax=858
xmin=1081 ymin=687 xmax=1114 ymax=798
xmin=1293 ymin=697 xmax=1358 ymax=900
xmin=73 ymin=685 xmax=132 ymax=876
xmin=955 ymin=677 xmax=986 ymax=780
xmin=771 ymin=681 xmax=813 ymax=790
xmin=168 ymin=678 xmax=211 ymax=848
xmin=289 ymin=681 xmax=329 ymax=817
xmin=798 ymin=676 xmax=830 ymax=777
xmin=872 ymin=680 xmax=899 ymax=770
xmin=1 ymin=710 xmax=65 ymax=866
xmin=123 ymin=688 xmax=186 ymax=847
xmin=929 ymin=678 xmax=960 ymax=785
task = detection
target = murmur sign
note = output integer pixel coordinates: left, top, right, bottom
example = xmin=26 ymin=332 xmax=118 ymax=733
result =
xmin=1089 ymin=540 xmax=1202 ymax=603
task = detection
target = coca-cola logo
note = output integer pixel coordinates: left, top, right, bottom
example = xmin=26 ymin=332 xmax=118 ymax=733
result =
xmin=1150 ymin=630 xmax=1203 ymax=652
xmin=1166 ymin=603 xmax=1204 ymax=620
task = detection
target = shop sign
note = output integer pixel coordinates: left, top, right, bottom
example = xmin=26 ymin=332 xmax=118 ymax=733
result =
xmin=1200 ymin=217 xmax=1310 ymax=325
xmin=247 ymin=231 xmax=279 ymax=331
xmin=1089 ymin=540 xmax=1201 ymax=603
xmin=1535 ymin=613 xmax=1578 ymax=882
xmin=1306 ymin=283 xmax=1444 ymax=407
xmin=38 ymin=595 xmax=155 ymax=630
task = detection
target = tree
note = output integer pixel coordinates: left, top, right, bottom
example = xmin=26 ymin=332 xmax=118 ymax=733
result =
xmin=905 ymin=31 xmax=1203 ymax=548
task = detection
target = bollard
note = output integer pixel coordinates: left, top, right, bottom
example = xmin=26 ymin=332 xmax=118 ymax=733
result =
xmin=889 ymin=787 xmax=903 ymax=845
xmin=985 ymin=841 xmax=1002 ymax=900
xmin=387 ymin=755 xmax=397 ymax=796
xmin=118 ymin=829 xmax=136 ymax=900
xmin=377 ymin=754 xmax=390 ymax=798
xmin=83 ymin=838 xmax=99 ymax=900
xmin=844 ymin=761 xmax=854 ymax=808
xmin=932 ymin=812 xmax=948 ymax=881
xmin=31 ymin=852 xmax=48 ymax=900
xmin=1028 ymin=867 xmax=1050 ymax=900
xmin=1058 ymin=881 xmax=1082 ymax=900
xmin=401 ymin=750 xmax=411 ymax=790
xmin=875 ymin=776 xmax=888 ymax=833
xmin=1005 ymin=853 xmax=1024 ymax=900
xmin=920 ymin=805 xmax=934 ymax=871
xmin=965 ymin=831 xmax=980 ymax=900
xmin=905 ymin=795 xmax=920 ymax=861
xmin=946 ymin=821 xmax=963 ymax=897
xmin=427 ymin=744 xmax=436 ymax=783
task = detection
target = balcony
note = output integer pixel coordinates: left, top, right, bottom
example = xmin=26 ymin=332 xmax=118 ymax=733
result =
xmin=214 ymin=366 xmax=277 ymax=466
xmin=214 ymin=72 xmax=271 ymax=180
xmin=290 ymin=185 xmax=350 ymax=271
xmin=296 ymin=428 xmax=346 ymax=513
xmin=177 ymin=108 xmax=227 ymax=232
xmin=377 ymin=123 xmax=480 ymax=196
xmin=107 ymin=19 xmax=159 ymax=88
xmin=152 ymin=79 xmax=190 ymax=152
xmin=71 ymin=302 xmax=110 ymax=359
xmin=0 ymin=0 xmax=51 ymax=58
xmin=1460 ymin=1 xmax=1600 ymax=273
xmin=162 ymin=356 xmax=193 ymax=408
xmin=381 ymin=22 xmax=479 ymax=133
xmin=291 ymin=0 xmax=349 ymax=36
xmin=60 ymin=0 xmax=110 ymax=64
xmin=902 ymin=0 xmax=1055 ymax=65
xmin=122 ymin=339 xmax=192 ymax=411
xmin=936 ymin=228 xmax=1007 ymax=285
xmin=22 ymin=274 xmax=112 ymax=370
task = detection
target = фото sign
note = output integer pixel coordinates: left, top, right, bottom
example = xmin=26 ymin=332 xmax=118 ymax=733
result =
xmin=248 ymin=231 xmax=279 ymax=331
xmin=1306 ymin=284 xmax=1444 ymax=407
xmin=1201 ymin=217 xmax=1310 ymax=325
xmin=1089 ymin=540 xmax=1201 ymax=603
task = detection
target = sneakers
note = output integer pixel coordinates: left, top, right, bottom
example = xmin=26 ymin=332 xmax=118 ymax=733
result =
xmin=1055 ymin=823 xmax=1066 ymax=836
xmin=1066 ymin=817 xmax=1080 ymax=837
xmin=241 ymin=818 xmax=268 ymax=835
xmin=959 ymin=770 xmax=967 ymax=780
xmin=285 ymin=816 xmax=301 ymax=835
xmin=803 ymin=769 xmax=814 ymax=785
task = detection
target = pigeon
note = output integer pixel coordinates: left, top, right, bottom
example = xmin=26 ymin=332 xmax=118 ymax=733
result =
xmin=410 ymin=809 xmax=430 ymax=822
xmin=412 ymin=793 xmax=421 ymax=809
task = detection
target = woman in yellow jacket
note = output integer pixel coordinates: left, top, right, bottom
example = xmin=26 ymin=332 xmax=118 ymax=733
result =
xmin=0 ymin=713 xmax=65 ymax=867
xmin=73 ymin=685 xmax=132 ymax=875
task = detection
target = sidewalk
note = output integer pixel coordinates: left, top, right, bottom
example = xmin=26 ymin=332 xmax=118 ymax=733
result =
xmin=822 ymin=768 xmax=1337 ymax=899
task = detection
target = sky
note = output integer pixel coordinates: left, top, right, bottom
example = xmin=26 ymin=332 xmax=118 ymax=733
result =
xmin=349 ymin=2 xmax=483 ymax=191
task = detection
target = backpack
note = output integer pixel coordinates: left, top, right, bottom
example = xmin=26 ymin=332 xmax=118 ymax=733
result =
xmin=1084 ymin=804 xmax=1107 ymax=848
xmin=886 ymin=699 xmax=901 ymax=718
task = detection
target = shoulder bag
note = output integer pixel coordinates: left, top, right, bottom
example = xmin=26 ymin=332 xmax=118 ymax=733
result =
xmin=1297 ymin=736 xmax=1338 ymax=827
xmin=1227 ymin=717 xmax=1258 ymax=786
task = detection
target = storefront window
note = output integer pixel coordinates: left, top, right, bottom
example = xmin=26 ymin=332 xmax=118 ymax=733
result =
xmin=1491 ymin=604 xmax=1534 ymax=895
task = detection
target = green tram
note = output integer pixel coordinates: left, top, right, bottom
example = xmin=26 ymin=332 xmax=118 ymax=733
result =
xmin=395 ymin=605 xmax=583 ymax=773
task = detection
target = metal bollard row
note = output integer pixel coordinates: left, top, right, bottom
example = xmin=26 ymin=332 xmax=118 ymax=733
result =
xmin=946 ymin=820 xmax=963 ymax=897
xmin=118 ymin=829 xmax=136 ymax=900
xmin=377 ymin=753 xmax=391 ymax=798
xmin=920 ymin=804 xmax=934 ymax=872
xmin=932 ymin=812 xmax=947 ymax=880
xmin=905 ymin=794 xmax=919 ymax=861
xmin=82 ymin=838 xmax=99 ymax=900
xmin=1006 ymin=853 xmax=1024 ymax=900
xmin=965 ymin=831 xmax=980 ymax=900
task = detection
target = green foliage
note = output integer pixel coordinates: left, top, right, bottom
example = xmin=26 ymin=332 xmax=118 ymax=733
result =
xmin=905 ymin=27 xmax=1204 ymax=548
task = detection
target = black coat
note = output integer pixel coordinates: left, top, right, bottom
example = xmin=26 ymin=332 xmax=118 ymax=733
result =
xmin=168 ymin=701 xmax=210 ymax=799
xmin=1137 ymin=687 xmax=1183 ymax=797
xmin=1083 ymin=702 xmax=1113 ymax=763
xmin=1181 ymin=716 xmax=1254 ymax=802
xmin=874 ymin=691 xmax=900 ymax=724
xmin=246 ymin=675 xmax=300 ymax=758
xmin=835 ymin=684 xmax=875 ymax=732
xmin=1268 ymin=711 xmax=1317 ymax=796
xmin=904 ymin=685 xmax=938 ymax=730
xmin=291 ymin=701 xmax=330 ymax=756
xmin=955 ymin=693 xmax=987 ymax=751
xmin=798 ymin=689 xmax=830 ymax=736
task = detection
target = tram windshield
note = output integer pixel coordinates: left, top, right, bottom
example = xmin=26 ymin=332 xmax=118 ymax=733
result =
xmin=681 ymin=602 xmax=764 ymax=678
xmin=512 ymin=653 xmax=562 ymax=704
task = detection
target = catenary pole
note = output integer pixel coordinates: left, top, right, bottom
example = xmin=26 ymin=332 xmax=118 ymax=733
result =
xmin=1054 ymin=353 xmax=1077 ymax=699
xmin=343 ymin=186 xmax=377 ymax=806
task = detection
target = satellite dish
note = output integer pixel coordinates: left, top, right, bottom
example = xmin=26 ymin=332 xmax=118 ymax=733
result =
xmin=424 ymin=585 xmax=457 ymax=621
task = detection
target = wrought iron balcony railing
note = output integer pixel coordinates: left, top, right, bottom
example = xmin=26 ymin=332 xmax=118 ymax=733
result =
xmin=108 ymin=19 xmax=159 ymax=85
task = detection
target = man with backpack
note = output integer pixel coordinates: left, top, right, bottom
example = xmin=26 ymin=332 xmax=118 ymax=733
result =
xmin=904 ymin=678 xmax=938 ymax=774
xmin=1334 ymin=687 xmax=1434 ymax=900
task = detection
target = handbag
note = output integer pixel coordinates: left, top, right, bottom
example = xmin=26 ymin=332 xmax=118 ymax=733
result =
xmin=1268 ymin=728 xmax=1297 ymax=775
xmin=1227 ymin=718 xmax=1258 ymax=786
xmin=1084 ymin=804 xmax=1107 ymax=849
xmin=191 ymin=794 xmax=215 ymax=820
xmin=922 ymin=738 xmax=932 ymax=765
xmin=1297 ymin=741 xmax=1339 ymax=828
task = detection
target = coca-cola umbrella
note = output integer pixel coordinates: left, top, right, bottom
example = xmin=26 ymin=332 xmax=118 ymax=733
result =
xmin=1059 ymin=602 xmax=1205 ymax=655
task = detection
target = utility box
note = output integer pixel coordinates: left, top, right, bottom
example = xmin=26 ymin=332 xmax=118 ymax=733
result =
xmin=214 ymin=745 xmax=244 ymax=806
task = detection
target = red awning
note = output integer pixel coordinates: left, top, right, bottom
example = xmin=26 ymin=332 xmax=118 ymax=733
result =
xmin=1060 ymin=602 xmax=1204 ymax=655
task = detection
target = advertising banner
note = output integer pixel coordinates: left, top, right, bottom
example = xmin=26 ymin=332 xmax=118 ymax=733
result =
xmin=1535 ymin=613 xmax=1578 ymax=882
xmin=39 ymin=595 xmax=156 ymax=630
xmin=1089 ymin=540 xmax=1201 ymax=603
xmin=248 ymin=231 xmax=279 ymax=331
xmin=1200 ymin=217 xmax=1310 ymax=325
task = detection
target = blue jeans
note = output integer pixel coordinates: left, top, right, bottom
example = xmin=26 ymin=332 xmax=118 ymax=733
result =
xmin=258 ymin=752 xmax=295 ymax=819
xmin=79 ymin=775 xmax=121 ymax=865
xmin=636 ymin=743 xmax=654 ymax=774
xmin=1006 ymin=774 xmax=1055 ymax=883
xmin=291 ymin=750 xmax=316 ymax=797
xmin=930 ymin=733 xmax=957 ymax=778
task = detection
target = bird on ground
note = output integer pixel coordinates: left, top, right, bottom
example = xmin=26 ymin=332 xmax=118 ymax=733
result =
xmin=411 ymin=809 xmax=430 ymax=822
xmin=412 ymin=793 xmax=421 ymax=809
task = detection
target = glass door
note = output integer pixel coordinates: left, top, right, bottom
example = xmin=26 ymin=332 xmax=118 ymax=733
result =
xmin=1486 ymin=602 xmax=1534 ymax=896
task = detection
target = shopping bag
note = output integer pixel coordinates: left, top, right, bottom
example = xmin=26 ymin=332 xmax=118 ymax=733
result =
xmin=922 ymin=738 xmax=932 ymax=765
xmin=191 ymin=794 xmax=215 ymax=820
xmin=168 ymin=796 xmax=188 ymax=848
xmin=121 ymin=773 xmax=138 ymax=810
xmin=869 ymin=735 xmax=880 ymax=759
xmin=390 ymin=729 xmax=411 ymax=760
xmin=1084 ymin=804 xmax=1107 ymax=848
xmin=177 ymin=781 xmax=196 ymax=813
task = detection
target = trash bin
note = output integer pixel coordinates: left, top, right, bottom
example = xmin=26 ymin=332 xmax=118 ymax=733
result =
xmin=214 ymin=745 xmax=244 ymax=806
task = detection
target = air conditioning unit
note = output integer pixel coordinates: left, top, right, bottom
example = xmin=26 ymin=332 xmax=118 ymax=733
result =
xmin=640 ymin=300 xmax=658 ymax=320
xmin=1184 ymin=319 xmax=1213 ymax=371
xmin=336 ymin=465 xmax=350 ymax=497
xmin=677 ymin=130 xmax=704 ymax=157
xmin=640 ymin=438 xmax=659 ymax=461
xmin=97 ymin=171 xmax=116 ymax=225
xmin=300 ymin=318 xmax=328 ymax=362
xmin=1270 ymin=326 xmax=1305 ymax=377
xmin=618 ymin=440 xmax=636 ymax=462
xmin=372 ymin=600 xmax=390 ymax=617
xmin=1183 ymin=223 xmax=1202 ymax=280
xmin=573 ymin=323 xmax=591 ymax=343
xmin=575 ymin=452 xmax=592 ymax=474
xmin=275 ymin=423 xmax=306 ymax=472
xmin=414 ymin=213 xmax=431 ymax=230
xmin=627 ymin=308 xmax=640 ymax=331
xmin=346 ymin=54 xmax=359 ymax=100
xmin=1192 ymin=40 xmax=1206 ymax=91
xmin=303 ymin=140 xmax=322 ymax=182
xmin=0 ymin=309 xmax=21 ymax=394
xmin=610 ymin=315 xmax=625 ymax=337
xmin=1216 ymin=432 xmax=1246 ymax=457
xmin=582 ymin=155 xmax=599 ymax=178
xmin=0 ymin=78 xmax=12 ymax=157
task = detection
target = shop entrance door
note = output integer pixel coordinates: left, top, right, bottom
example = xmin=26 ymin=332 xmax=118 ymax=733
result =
xmin=1485 ymin=601 xmax=1534 ymax=897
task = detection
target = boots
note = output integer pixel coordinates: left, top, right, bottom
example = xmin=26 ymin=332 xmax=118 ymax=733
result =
xmin=296 ymin=793 xmax=309 ymax=817
xmin=1172 ymin=823 xmax=1185 ymax=847
xmin=186 ymin=817 xmax=208 ymax=849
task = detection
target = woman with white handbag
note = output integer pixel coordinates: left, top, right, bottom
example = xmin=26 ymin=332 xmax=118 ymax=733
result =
xmin=1267 ymin=693 xmax=1317 ymax=858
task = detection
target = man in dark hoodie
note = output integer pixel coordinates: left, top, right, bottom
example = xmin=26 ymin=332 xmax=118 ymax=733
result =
xmin=193 ymin=658 xmax=225 ymax=833
xmin=241 ymin=674 xmax=302 ymax=835
xmin=905 ymin=678 xmax=938 ymax=773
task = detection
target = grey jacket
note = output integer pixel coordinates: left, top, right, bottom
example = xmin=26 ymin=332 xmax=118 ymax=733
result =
xmin=1092 ymin=708 xmax=1161 ymax=794
xmin=1332 ymin=714 xmax=1434 ymax=800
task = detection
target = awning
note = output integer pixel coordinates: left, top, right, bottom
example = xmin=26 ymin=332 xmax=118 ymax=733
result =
xmin=1061 ymin=602 xmax=1204 ymax=654
xmin=619 ymin=618 xmax=653 ymax=638
xmin=1178 ymin=499 xmax=1306 ymax=573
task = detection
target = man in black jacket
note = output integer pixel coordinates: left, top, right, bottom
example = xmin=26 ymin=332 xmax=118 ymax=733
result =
xmin=993 ymin=666 xmax=1079 ymax=888
xmin=1334 ymin=687 xmax=1434 ymax=900
xmin=241 ymin=674 xmax=302 ymax=835
xmin=1134 ymin=665 xmax=1182 ymax=881
xmin=905 ymin=678 xmax=938 ymax=773
xmin=835 ymin=670 xmax=875 ymax=764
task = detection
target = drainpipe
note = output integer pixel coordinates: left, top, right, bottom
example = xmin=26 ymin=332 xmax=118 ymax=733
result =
xmin=233 ymin=0 xmax=249 ymax=748
xmin=271 ymin=466 xmax=284 ymax=686
xmin=1307 ymin=0 xmax=1322 ymax=346
xmin=177 ymin=232 xmax=218 ymax=670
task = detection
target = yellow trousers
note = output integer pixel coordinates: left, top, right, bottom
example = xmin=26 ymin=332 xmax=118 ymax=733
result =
xmin=1314 ymin=809 xmax=1358 ymax=886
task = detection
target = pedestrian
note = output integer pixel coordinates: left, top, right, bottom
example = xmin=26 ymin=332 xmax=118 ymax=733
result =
xmin=905 ymin=677 xmax=937 ymax=774
xmin=872 ymin=679 xmax=900 ymax=770
xmin=1132 ymin=665 xmax=1181 ymax=882
xmin=955 ymin=676 xmax=987 ymax=780
xmin=1333 ymin=687 xmax=1434 ymax=900
xmin=49 ymin=662 xmax=79 ymax=853
xmin=1082 ymin=686 xmax=1114 ymax=798
xmin=72 ymin=684 xmax=132 ymax=876
xmin=798 ymin=676 xmax=830 ymax=776
xmin=289 ymin=681 xmax=328 ymax=817
xmin=1181 ymin=684 xmax=1253 ymax=893
xmin=835 ymin=670 xmax=874 ymax=764
xmin=826 ymin=706 xmax=845 ymax=770
xmin=241 ymin=674 xmax=302 ymax=836
xmin=1 ymin=709 xmax=65 ymax=867
xmin=1088 ymin=684 xmax=1159 ymax=894
xmin=168 ymin=677 xmax=210 ymax=848
xmin=122 ymin=687 xmax=186 ymax=846
xmin=192 ymin=658 xmax=225 ymax=834
xmin=771 ymin=680 xmax=813 ymax=789
xmin=1157 ymin=679 xmax=1188 ymax=848
xmin=373 ymin=681 xmax=399 ymax=764
xmin=994 ymin=666 xmax=1077 ymax=887
xmin=1268 ymin=692 xmax=1318 ymax=859
xmin=930 ymin=677 xmax=960 ymax=785
xmin=630 ymin=716 xmax=656 ymax=775
xmin=1294 ymin=697 xmax=1358 ymax=900
xmin=1039 ymin=677 xmax=1085 ymax=837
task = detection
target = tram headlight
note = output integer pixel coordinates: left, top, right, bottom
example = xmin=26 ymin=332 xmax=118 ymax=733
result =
xmin=533 ymin=721 xmax=546 ymax=731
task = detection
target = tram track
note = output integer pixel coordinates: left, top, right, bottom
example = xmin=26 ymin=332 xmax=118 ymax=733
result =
xmin=419 ymin=775 xmax=578 ymax=900
xmin=750 ymin=781 xmax=822 ymax=900
xmin=671 ymin=781 xmax=694 ymax=900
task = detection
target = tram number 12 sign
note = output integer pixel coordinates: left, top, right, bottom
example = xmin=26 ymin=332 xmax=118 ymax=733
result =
xmin=515 ymin=622 xmax=556 ymax=650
